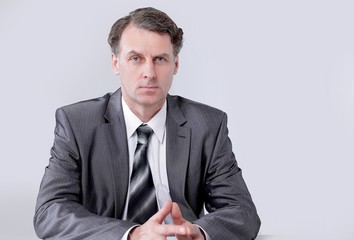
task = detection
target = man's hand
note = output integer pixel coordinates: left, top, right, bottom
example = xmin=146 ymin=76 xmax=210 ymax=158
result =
xmin=171 ymin=202 xmax=206 ymax=240
xmin=128 ymin=201 xmax=205 ymax=240
xmin=129 ymin=201 xmax=186 ymax=240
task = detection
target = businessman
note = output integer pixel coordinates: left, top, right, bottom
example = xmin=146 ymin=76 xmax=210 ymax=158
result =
xmin=34 ymin=7 xmax=261 ymax=240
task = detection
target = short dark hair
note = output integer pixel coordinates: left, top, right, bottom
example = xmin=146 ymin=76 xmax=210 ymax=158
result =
xmin=108 ymin=7 xmax=184 ymax=56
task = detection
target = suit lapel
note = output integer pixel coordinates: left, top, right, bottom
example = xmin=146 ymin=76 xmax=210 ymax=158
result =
xmin=166 ymin=96 xmax=191 ymax=204
xmin=101 ymin=89 xmax=129 ymax=218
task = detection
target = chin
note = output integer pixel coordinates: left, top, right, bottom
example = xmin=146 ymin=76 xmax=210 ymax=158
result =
xmin=139 ymin=96 xmax=165 ymax=107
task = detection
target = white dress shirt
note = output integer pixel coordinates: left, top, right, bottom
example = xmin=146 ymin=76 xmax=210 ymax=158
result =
xmin=121 ymin=99 xmax=175 ymax=239
xmin=121 ymin=98 xmax=173 ymax=221
xmin=121 ymin=98 xmax=209 ymax=240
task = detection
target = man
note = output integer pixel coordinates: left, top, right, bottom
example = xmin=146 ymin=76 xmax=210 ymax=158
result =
xmin=34 ymin=7 xmax=261 ymax=240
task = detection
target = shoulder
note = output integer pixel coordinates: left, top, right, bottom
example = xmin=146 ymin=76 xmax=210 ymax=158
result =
xmin=55 ymin=92 xmax=114 ymax=124
xmin=60 ymin=92 xmax=112 ymax=112
xmin=167 ymin=94 xmax=227 ymax=125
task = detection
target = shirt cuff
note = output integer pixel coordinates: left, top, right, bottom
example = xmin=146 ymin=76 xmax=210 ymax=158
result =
xmin=121 ymin=225 xmax=139 ymax=240
xmin=197 ymin=225 xmax=211 ymax=240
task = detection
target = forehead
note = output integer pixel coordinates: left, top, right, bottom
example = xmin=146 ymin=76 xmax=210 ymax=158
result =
xmin=119 ymin=24 xmax=174 ymax=56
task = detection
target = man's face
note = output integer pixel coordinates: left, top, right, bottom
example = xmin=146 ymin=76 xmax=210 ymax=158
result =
xmin=112 ymin=24 xmax=179 ymax=113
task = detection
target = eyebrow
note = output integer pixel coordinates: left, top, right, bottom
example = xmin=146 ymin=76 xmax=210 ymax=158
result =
xmin=126 ymin=50 xmax=141 ymax=56
xmin=126 ymin=50 xmax=172 ymax=59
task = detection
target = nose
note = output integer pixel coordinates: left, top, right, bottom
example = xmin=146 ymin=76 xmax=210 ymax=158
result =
xmin=142 ymin=60 xmax=156 ymax=80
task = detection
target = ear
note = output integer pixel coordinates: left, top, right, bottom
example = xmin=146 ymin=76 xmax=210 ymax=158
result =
xmin=111 ymin=53 xmax=119 ymax=75
xmin=173 ymin=56 xmax=179 ymax=75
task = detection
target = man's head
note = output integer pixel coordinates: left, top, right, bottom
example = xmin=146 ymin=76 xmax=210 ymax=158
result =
xmin=108 ymin=7 xmax=183 ymax=57
xmin=109 ymin=8 xmax=183 ymax=121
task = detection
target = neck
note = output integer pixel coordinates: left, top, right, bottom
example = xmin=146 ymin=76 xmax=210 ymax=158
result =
xmin=132 ymin=106 xmax=161 ymax=123
xmin=123 ymin=99 xmax=165 ymax=123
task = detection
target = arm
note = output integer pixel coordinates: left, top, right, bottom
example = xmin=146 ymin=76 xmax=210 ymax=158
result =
xmin=33 ymin=108 xmax=135 ymax=239
xmin=194 ymin=113 xmax=261 ymax=240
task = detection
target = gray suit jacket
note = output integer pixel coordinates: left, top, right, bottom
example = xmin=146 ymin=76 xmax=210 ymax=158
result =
xmin=34 ymin=89 xmax=260 ymax=239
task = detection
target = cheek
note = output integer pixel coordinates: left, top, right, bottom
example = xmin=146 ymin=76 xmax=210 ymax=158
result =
xmin=120 ymin=68 xmax=140 ymax=84
xmin=120 ymin=76 xmax=134 ymax=92
xmin=158 ymin=65 xmax=175 ymax=79
xmin=161 ymin=75 xmax=174 ymax=91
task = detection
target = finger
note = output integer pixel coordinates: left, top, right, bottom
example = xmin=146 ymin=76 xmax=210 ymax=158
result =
xmin=171 ymin=202 xmax=185 ymax=225
xmin=151 ymin=200 xmax=173 ymax=224
xmin=176 ymin=224 xmax=203 ymax=240
xmin=186 ymin=224 xmax=202 ymax=237
xmin=156 ymin=223 xmax=187 ymax=236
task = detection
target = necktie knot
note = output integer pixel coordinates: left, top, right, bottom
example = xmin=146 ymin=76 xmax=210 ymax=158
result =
xmin=137 ymin=124 xmax=153 ymax=145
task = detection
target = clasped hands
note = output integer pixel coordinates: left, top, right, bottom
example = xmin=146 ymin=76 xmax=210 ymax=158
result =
xmin=129 ymin=201 xmax=206 ymax=240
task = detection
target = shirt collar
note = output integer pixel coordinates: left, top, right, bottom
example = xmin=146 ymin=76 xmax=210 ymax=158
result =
xmin=122 ymin=97 xmax=166 ymax=143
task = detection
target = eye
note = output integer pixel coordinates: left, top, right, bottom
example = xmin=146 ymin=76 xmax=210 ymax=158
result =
xmin=155 ymin=56 xmax=166 ymax=63
xmin=130 ymin=56 xmax=141 ymax=62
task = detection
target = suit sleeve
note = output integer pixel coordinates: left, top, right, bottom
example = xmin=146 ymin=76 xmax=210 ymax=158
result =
xmin=193 ymin=113 xmax=261 ymax=240
xmin=33 ymin=108 xmax=134 ymax=239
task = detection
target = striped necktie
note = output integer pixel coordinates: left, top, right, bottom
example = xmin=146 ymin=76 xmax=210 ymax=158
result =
xmin=127 ymin=124 xmax=158 ymax=224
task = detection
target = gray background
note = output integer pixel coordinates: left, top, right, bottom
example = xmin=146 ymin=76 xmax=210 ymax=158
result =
xmin=1 ymin=0 xmax=353 ymax=239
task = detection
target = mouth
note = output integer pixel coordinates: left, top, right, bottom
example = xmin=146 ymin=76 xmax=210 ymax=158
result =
xmin=139 ymin=85 xmax=158 ymax=89
xmin=138 ymin=86 xmax=159 ymax=95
